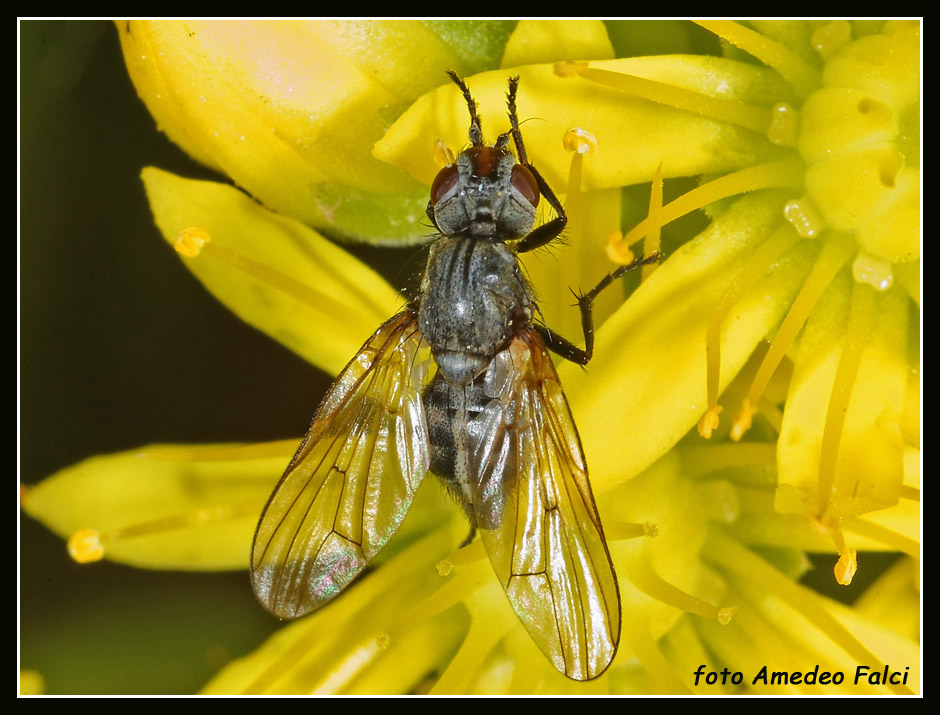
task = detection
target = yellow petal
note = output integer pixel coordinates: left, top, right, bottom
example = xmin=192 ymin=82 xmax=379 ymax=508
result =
xmin=822 ymin=21 xmax=920 ymax=109
xmin=119 ymin=20 xmax=516 ymax=243
xmin=202 ymin=523 xmax=464 ymax=694
xmin=500 ymin=20 xmax=614 ymax=67
xmin=893 ymin=259 xmax=920 ymax=305
xmin=702 ymin=529 xmax=918 ymax=694
xmin=142 ymin=167 xmax=402 ymax=375
xmin=794 ymin=21 xmax=920 ymax=264
xmin=606 ymin=455 xmax=722 ymax=653
xmin=854 ymin=166 xmax=920 ymax=264
xmin=776 ymin=274 xmax=909 ymax=520
xmin=19 ymin=670 xmax=45 ymax=696
xmin=853 ymin=555 xmax=920 ymax=642
xmin=375 ymin=57 xmax=791 ymax=193
xmin=22 ymin=442 xmax=293 ymax=570
xmin=562 ymin=190 xmax=816 ymax=494
xmin=521 ymin=187 xmax=623 ymax=339
xmin=825 ymin=599 xmax=920 ymax=694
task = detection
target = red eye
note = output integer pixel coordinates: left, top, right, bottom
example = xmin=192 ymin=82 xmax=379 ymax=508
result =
xmin=511 ymin=164 xmax=540 ymax=207
xmin=430 ymin=165 xmax=459 ymax=204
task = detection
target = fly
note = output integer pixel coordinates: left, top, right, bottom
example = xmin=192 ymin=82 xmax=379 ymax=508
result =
xmin=250 ymin=71 xmax=660 ymax=681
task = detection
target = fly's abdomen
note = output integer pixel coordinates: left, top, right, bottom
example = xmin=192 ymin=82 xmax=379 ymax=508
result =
xmin=423 ymin=372 xmax=482 ymax=522
xmin=423 ymin=369 xmax=511 ymax=530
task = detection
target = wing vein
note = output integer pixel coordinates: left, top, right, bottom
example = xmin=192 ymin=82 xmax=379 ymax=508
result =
xmin=250 ymin=310 xmax=430 ymax=619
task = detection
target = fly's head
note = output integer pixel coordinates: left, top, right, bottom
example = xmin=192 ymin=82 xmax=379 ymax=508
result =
xmin=428 ymin=73 xmax=541 ymax=241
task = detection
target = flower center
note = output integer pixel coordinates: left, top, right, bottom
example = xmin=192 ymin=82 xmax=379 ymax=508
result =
xmin=796 ymin=21 xmax=920 ymax=274
xmin=559 ymin=21 xmax=918 ymax=588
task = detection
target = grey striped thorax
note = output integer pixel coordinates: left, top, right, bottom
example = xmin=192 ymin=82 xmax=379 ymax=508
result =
xmin=418 ymin=237 xmax=535 ymax=387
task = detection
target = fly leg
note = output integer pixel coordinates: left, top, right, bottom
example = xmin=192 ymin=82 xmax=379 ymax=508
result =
xmin=501 ymin=74 xmax=660 ymax=350
xmin=535 ymin=251 xmax=662 ymax=366
xmin=505 ymin=76 xmax=568 ymax=254
xmin=459 ymin=526 xmax=477 ymax=548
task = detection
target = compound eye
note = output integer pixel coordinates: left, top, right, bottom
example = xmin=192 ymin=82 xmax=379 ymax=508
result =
xmin=511 ymin=164 xmax=540 ymax=207
xmin=430 ymin=165 xmax=459 ymax=205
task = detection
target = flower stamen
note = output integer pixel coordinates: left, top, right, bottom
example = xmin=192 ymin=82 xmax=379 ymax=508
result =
xmin=627 ymin=553 xmax=737 ymax=624
xmin=562 ymin=126 xmax=598 ymax=157
xmin=731 ymin=234 xmax=855 ymax=441
xmin=65 ymin=504 xmax=259 ymax=564
xmin=699 ymin=224 xmax=801 ymax=438
xmin=643 ymin=163 xmax=664 ymax=281
xmin=621 ymin=158 xmax=804 ymax=249
xmin=706 ymin=530 xmax=915 ymax=695
xmin=174 ymin=226 xmax=211 ymax=257
xmin=433 ymin=139 xmax=455 ymax=168
xmin=816 ymin=281 xmax=876 ymax=517
xmin=605 ymin=230 xmax=634 ymax=265
xmin=607 ymin=520 xmax=658 ymax=541
xmin=563 ymin=127 xmax=597 ymax=249
xmin=429 ymin=583 xmax=516 ymax=694
xmin=823 ymin=522 xmax=858 ymax=585
xmin=396 ymin=551 xmax=490 ymax=639
xmin=621 ymin=621 xmax=691 ymax=693
xmin=604 ymin=164 xmax=664 ymax=277
xmin=698 ymin=405 xmax=723 ymax=440
xmin=694 ymin=20 xmax=822 ymax=97
xmin=555 ymin=61 xmax=773 ymax=135
xmin=176 ymin=231 xmax=370 ymax=322
xmin=847 ymin=517 xmax=919 ymax=559
xmin=67 ymin=528 xmax=104 ymax=563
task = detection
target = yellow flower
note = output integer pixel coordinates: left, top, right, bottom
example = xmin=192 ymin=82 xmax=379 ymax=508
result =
xmin=22 ymin=20 xmax=919 ymax=694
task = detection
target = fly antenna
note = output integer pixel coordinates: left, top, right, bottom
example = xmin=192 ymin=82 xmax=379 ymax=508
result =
xmin=506 ymin=75 xmax=529 ymax=166
xmin=446 ymin=70 xmax=483 ymax=146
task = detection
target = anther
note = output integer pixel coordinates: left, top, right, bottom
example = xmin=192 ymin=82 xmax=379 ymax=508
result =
xmin=563 ymin=127 xmax=598 ymax=156
xmin=605 ymin=230 xmax=635 ymax=265
xmin=834 ymin=548 xmax=858 ymax=585
xmin=433 ymin=139 xmax=456 ymax=167
xmin=553 ymin=60 xmax=589 ymax=78
xmin=698 ymin=405 xmax=723 ymax=439
xmin=67 ymin=528 xmax=105 ymax=563
xmin=175 ymin=226 xmax=211 ymax=257
xmin=730 ymin=399 xmax=756 ymax=442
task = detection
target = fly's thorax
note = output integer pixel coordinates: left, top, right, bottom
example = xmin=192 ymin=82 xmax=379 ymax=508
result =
xmin=430 ymin=146 xmax=539 ymax=240
xmin=419 ymin=237 xmax=535 ymax=386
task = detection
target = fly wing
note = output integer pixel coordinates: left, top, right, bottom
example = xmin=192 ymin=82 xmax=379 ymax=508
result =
xmin=470 ymin=330 xmax=621 ymax=680
xmin=251 ymin=309 xmax=431 ymax=619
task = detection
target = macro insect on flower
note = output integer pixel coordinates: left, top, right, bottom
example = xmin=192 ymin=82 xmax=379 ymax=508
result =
xmin=249 ymin=72 xmax=659 ymax=681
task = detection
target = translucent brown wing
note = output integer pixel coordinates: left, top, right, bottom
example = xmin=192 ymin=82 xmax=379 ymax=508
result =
xmin=251 ymin=308 xmax=431 ymax=619
xmin=469 ymin=330 xmax=621 ymax=680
